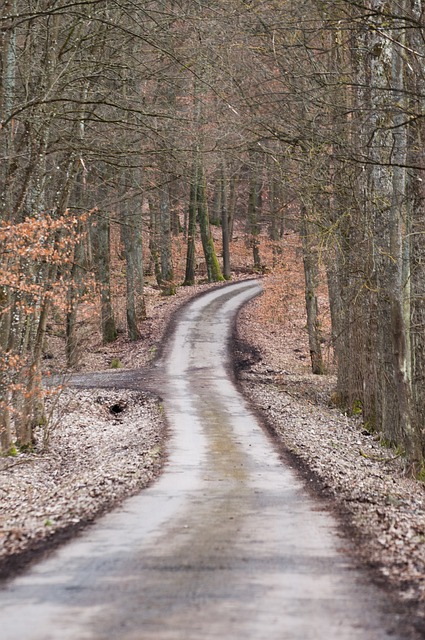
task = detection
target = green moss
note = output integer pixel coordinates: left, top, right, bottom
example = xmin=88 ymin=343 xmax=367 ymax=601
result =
xmin=161 ymin=284 xmax=176 ymax=296
xmin=110 ymin=358 xmax=122 ymax=369
xmin=351 ymin=399 xmax=363 ymax=416
xmin=6 ymin=445 xmax=18 ymax=457
xmin=207 ymin=238 xmax=225 ymax=282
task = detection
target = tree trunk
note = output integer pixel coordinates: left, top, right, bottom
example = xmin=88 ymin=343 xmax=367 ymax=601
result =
xmin=159 ymin=182 xmax=175 ymax=295
xmin=147 ymin=194 xmax=161 ymax=284
xmin=169 ymin=178 xmax=180 ymax=237
xmin=122 ymin=199 xmax=145 ymax=340
xmin=210 ymin=175 xmax=221 ymax=226
xmin=269 ymin=176 xmax=282 ymax=242
xmin=0 ymin=378 xmax=11 ymax=452
xmin=0 ymin=0 xmax=16 ymax=223
xmin=221 ymin=161 xmax=231 ymax=280
xmin=94 ymin=212 xmax=117 ymax=343
xmin=184 ymin=170 xmax=197 ymax=286
xmin=66 ymin=230 xmax=85 ymax=368
xmin=15 ymin=296 xmax=50 ymax=448
xmin=247 ymin=154 xmax=262 ymax=270
xmin=406 ymin=0 xmax=425 ymax=470
xmin=228 ymin=169 xmax=238 ymax=241
xmin=300 ymin=205 xmax=324 ymax=375
xmin=197 ymin=164 xmax=224 ymax=283
xmin=387 ymin=3 xmax=421 ymax=469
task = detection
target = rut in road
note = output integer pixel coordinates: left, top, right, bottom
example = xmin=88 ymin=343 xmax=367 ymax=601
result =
xmin=0 ymin=280 xmax=406 ymax=639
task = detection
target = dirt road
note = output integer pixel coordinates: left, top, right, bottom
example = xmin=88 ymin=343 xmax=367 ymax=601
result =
xmin=0 ymin=281 xmax=405 ymax=639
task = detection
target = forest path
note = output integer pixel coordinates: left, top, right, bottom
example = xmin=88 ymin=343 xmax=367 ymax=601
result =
xmin=0 ymin=280 xmax=403 ymax=639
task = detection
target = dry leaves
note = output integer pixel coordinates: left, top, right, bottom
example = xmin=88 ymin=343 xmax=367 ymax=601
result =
xmin=0 ymin=389 xmax=165 ymax=563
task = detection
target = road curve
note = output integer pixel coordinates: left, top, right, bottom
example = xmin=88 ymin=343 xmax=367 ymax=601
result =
xmin=0 ymin=280 xmax=404 ymax=639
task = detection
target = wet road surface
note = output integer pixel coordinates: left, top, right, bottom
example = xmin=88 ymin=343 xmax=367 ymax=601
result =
xmin=0 ymin=281 xmax=404 ymax=639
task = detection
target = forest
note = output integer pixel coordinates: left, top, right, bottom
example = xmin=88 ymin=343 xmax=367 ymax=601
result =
xmin=1 ymin=0 xmax=425 ymax=476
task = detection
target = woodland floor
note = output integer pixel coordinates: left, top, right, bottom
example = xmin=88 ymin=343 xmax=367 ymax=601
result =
xmin=1 ymin=232 xmax=425 ymax=635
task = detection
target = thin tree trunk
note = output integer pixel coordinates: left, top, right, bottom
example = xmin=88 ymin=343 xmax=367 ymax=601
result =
xmin=95 ymin=212 xmax=117 ymax=343
xmin=123 ymin=222 xmax=141 ymax=341
xmin=197 ymin=164 xmax=224 ymax=283
xmin=0 ymin=0 xmax=16 ymax=223
xmin=147 ymin=195 xmax=161 ymax=284
xmin=228 ymin=170 xmax=238 ymax=241
xmin=184 ymin=170 xmax=197 ymax=286
xmin=300 ymin=204 xmax=324 ymax=375
xmin=169 ymin=178 xmax=180 ymax=237
xmin=15 ymin=296 xmax=50 ymax=448
xmin=66 ymin=230 xmax=85 ymax=367
xmin=210 ymin=175 xmax=221 ymax=226
xmin=122 ymin=199 xmax=146 ymax=339
xmin=0 ymin=379 xmax=11 ymax=452
xmin=247 ymin=154 xmax=262 ymax=270
xmin=221 ymin=160 xmax=231 ymax=280
xmin=269 ymin=176 xmax=281 ymax=242
xmin=159 ymin=182 xmax=175 ymax=295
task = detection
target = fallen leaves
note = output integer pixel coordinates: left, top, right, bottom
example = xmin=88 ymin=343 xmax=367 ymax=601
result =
xmin=0 ymin=389 xmax=165 ymax=564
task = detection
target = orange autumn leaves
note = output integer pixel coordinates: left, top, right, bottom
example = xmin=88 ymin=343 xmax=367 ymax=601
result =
xmin=0 ymin=210 xmax=92 ymax=449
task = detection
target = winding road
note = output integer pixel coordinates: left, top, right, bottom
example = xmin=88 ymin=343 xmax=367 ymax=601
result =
xmin=0 ymin=281 xmax=404 ymax=639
